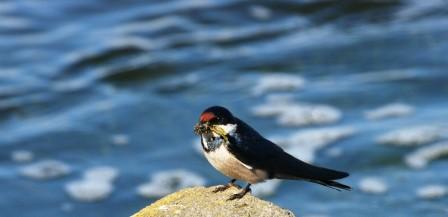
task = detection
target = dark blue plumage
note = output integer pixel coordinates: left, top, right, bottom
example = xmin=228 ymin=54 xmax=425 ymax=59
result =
xmin=228 ymin=118 xmax=350 ymax=190
xmin=195 ymin=105 xmax=351 ymax=200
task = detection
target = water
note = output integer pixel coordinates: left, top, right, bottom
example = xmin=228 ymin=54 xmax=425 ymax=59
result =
xmin=1 ymin=0 xmax=448 ymax=216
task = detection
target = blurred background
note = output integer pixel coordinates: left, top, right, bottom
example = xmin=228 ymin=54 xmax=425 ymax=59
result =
xmin=1 ymin=0 xmax=448 ymax=217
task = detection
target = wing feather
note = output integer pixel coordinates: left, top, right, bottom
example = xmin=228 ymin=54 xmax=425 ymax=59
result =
xmin=226 ymin=118 xmax=350 ymax=190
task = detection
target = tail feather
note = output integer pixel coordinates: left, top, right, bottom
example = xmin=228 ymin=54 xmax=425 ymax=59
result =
xmin=307 ymin=165 xmax=349 ymax=181
xmin=274 ymin=159 xmax=349 ymax=180
xmin=272 ymin=153 xmax=351 ymax=191
xmin=310 ymin=179 xmax=351 ymax=191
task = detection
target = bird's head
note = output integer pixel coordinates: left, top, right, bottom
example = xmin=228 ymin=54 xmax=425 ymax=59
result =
xmin=194 ymin=106 xmax=237 ymax=138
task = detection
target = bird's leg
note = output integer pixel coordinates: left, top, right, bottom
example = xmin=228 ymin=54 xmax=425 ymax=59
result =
xmin=227 ymin=183 xmax=251 ymax=200
xmin=212 ymin=179 xmax=238 ymax=193
xmin=228 ymin=179 xmax=239 ymax=188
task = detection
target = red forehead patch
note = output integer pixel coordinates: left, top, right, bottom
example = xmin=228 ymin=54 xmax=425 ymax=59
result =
xmin=200 ymin=112 xmax=216 ymax=122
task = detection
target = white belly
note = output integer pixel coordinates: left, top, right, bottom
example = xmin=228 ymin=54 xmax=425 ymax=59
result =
xmin=204 ymin=145 xmax=268 ymax=184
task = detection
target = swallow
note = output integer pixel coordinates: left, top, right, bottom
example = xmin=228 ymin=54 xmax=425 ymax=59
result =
xmin=194 ymin=106 xmax=350 ymax=200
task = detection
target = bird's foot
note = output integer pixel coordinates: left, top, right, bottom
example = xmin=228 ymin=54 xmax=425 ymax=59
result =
xmin=227 ymin=186 xmax=251 ymax=201
xmin=212 ymin=184 xmax=231 ymax=193
xmin=212 ymin=179 xmax=239 ymax=193
xmin=229 ymin=182 xmax=240 ymax=188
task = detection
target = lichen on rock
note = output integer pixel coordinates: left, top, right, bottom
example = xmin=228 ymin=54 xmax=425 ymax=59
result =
xmin=132 ymin=185 xmax=295 ymax=217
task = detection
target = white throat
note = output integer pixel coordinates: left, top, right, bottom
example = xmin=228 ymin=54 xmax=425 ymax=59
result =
xmin=215 ymin=123 xmax=237 ymax=136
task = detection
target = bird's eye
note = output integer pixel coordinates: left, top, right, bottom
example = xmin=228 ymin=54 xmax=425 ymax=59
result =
xmin=209 ymin=117 xmax=220 ymax=123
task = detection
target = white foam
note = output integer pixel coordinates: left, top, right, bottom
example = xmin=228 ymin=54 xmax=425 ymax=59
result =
xmin=365 ymin=103 xmax=414 ymax=120
xmin=137 ymin=182 xmax=172 ymax=198
xmin=359 ymin=177 xmax=388 ymax=194
xmin=84 ymin=166 xmax=119 ymax=182
xmin=276 ymin=127 xmax=354 ymax=163
xmin=277 ymin=104 xmax=341 ymax=127
xmin=137 ymin=169 xmax=206 ymax=198
xmin=267 ymin=135 xmax=289 ymax=147
xmin=265 ymin=93 xmax=295 ymax=103
xmin=20 ymin=160 xmax=70 ymax=180
xmin=249 ymin=5 xmax=272 ymax=20
xmin=377 ymin=126 xmax=442 ymax=146
xmin=269 ymin=134 xmax=314 ymax=161
xmin=284 ymin=146 xmax=315 ymax=163
xmin=157 ymin=73 xmax=199 ymax=92
xmin=345 ymin=69 xmax=421 ymax=83
xmin=252 ymin=101 xmax=341 ymax=127
xmin=396 ymin=0 xmax=446 ymax=21
xmin=326 ymin=147 xmax=343 ymax=158
xmin=252 ymin=180 xmax=282 ymax=197
xmin=111 ymin=134 xmax=129 ymax=146
xmin=11 ymin=150 xmax=34 ymax=163
xmin=417 ymin=185 xmax=447 ymax=199
xmin=288 ymin=127 xmax=354 ymax=150
xmin=405 ymin=141 xmax=448 ymax=169
xmin=65 ymin=166 xmax=119 ymax=202
xmin=252 ymin=73 xmax=305 ymax=96
xmin=65 ymin=179 xmax=113 ymax=202
xmin=251 ymin=101 xmax=291 ymax=117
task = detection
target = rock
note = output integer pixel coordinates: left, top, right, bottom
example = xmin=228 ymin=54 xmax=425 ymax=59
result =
xmin=132 ymin=186 xmax=295 ymax=217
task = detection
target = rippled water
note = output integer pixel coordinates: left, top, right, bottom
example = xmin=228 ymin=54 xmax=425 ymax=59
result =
xmin=1 ymin=1 xmax=448 ymax=217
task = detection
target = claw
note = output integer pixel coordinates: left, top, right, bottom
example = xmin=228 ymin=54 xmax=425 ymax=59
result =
xmin=212 ymin=179 xmax=238 ymax=193
xmin=227 ymin=189 xmax=250 ymax=201
xmin=229 ymin=182 xmax=240 ymax=189
xmin=226 ymin=183 xmax=251 ymax=201
xmin=212 ymin=185 xmax=230 ymax=193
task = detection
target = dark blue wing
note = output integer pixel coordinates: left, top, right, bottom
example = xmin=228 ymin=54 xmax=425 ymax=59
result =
xmin=226 ymin=118 xmax=349 ymax=189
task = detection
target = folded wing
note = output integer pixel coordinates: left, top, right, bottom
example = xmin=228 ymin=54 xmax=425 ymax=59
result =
xmin=227 ymin=118 xmax=350 ymax=190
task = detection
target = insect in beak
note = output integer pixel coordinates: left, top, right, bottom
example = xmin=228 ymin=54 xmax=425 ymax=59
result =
xmin=194 ymin=123 xmax=229 ymax=143
xmin=194 ymin=122 xmax=209 ymax=135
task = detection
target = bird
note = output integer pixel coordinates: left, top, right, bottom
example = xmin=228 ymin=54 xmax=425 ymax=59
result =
xmin=194 ymin=105 xmax=350 ymax=200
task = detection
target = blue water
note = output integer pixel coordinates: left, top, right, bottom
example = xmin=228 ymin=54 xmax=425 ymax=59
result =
xmin=1 ymin=1 xmax=448 ymax=216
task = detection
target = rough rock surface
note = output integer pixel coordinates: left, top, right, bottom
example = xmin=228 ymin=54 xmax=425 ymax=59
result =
xmin=132 ymin=186 xmax=295 ymax=217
